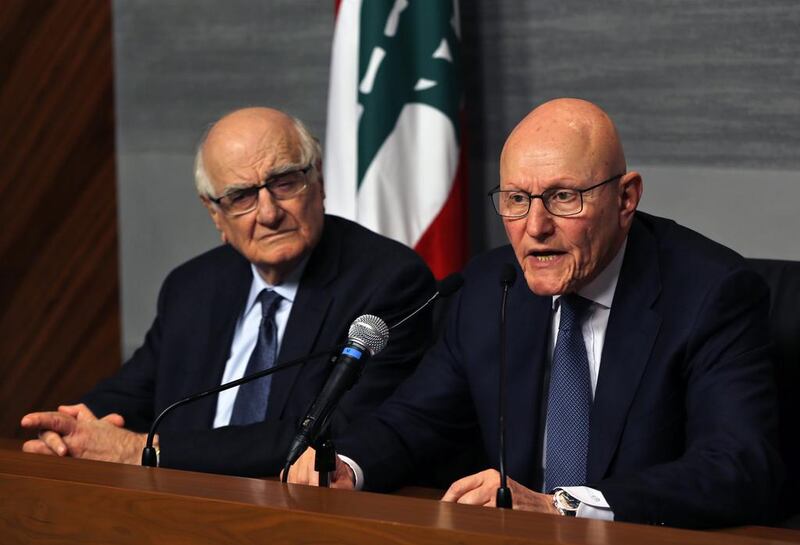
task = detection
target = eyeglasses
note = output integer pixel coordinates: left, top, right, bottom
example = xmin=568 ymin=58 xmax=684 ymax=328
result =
xmin=487 ymin=173 xmax=624 ymax=218
xmin=208 ymin=164 xmax=314 ymax=217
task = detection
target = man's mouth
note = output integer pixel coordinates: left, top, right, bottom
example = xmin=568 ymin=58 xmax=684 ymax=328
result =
xmin=260 ymin=228 xmax=296 ymax=239
xmin=529 ymin=250 xmax=564 ymax=262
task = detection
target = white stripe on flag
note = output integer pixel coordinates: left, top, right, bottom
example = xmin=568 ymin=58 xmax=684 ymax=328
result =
xmin=324 ymin=0 xmax=362 ymax=221
xmin=357 ymin=103 xmax=458 ymax=247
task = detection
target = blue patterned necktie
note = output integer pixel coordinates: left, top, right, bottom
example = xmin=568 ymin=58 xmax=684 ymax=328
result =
xmin=230 ymin=289 xmax=282 ymax=426
xmin=544 ymin=294 xmax=593 ymax=492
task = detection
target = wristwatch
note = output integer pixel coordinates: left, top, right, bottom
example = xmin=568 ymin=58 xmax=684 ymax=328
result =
xmin=552 ymin=489 xmax=581 ymax=516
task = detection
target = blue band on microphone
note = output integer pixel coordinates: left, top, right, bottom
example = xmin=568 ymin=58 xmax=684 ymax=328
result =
xmin=342 ymin=347 xmax=363 ymax=359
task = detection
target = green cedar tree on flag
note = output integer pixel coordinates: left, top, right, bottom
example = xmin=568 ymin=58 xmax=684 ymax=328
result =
xmin=325 ymin=0 xmax=468 ymax=279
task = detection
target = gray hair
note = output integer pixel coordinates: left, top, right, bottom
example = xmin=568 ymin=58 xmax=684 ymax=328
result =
xmin=193 ymin=114 xmax=322 ymax=198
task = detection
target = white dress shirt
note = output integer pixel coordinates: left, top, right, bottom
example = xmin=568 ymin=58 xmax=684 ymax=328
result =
xmin=212 ymin=259 xmax=306 ymax=428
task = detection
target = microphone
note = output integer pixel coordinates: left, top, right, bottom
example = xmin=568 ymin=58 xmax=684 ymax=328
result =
xmin=140 ymin=346 xmax=339 ymax=467
xmin=281 ymin=273 xmax=465 ymax=479
xmin=282 ymin=314 xmax=390 ymax=475
xmin=142 ymin=274 xmax=465 ymax=470
xmin=496 ymin=263 xmax=516 ymax=508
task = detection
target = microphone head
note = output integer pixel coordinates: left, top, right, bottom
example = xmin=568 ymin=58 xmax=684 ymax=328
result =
xmin=500 ymin=263 xmax=517 ymax=286
xmin=437 ymin=273 xmax=465 ymax=297
xmin=348 ymin=314 xmax=389 ymax=356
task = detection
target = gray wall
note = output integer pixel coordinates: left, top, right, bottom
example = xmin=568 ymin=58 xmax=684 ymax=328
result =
xmin=114 ymin=0 xmax=800 ymax=357
xmin=114 ymin=0 xmax=334 ymax=356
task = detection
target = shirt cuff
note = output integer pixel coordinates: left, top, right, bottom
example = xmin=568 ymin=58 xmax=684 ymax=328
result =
xmin=337 ymin=454 xmax=364 ymax=491
xmin=558 ymin=486 xmax=615 ymax=521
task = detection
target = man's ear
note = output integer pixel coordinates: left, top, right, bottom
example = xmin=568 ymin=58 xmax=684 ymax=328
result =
xmin=201 ymin=196 xmax=228 ymax=243
xmin=618 ymin=172 xmax=643 ymax=228
xmin=316 ymin=160 xmax=325 ymax=201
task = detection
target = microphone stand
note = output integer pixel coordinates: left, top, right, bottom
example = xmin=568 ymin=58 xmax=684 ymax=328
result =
xmin=144 ymin=275 xmax=467 ymax=470
xmin=141 ymin=346 xmax=340 ymax=467
xmin=312 ymin=424 xmax=336 ymax=488
xmin=496 ymin=268 xmax=514 ymax=509
xmin=280 ymin=273 xmax=465 ymax=480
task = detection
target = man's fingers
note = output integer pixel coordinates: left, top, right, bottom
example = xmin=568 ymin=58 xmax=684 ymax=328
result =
xmin=302 ymin=449 xmax=319 ymax=486
xmin=302 ymin=463 xmax=320 ymax=486
xmin=60 ymin=404 xmax=123 ymax=427
xmin=287 ymin=463 xmax=319 ymax=485
xmin=21 ymin=412 xmax=48 ymax=428
xmin=20 ymin=413 xmax=37 ymax=428
xmin=38 ymin=430 xmax=68 ymax=456
xmin=22 ymin=409 xmax=142 ymax=464
xmin=22 ymin=439 xmax=58 ymax=456
xmin=57 ymin=404 xmax=82 ymax=417
xmin=330 ymin=458 xmax=356 ymax=489
xmin=442 ymin=469 xmax=502 ymax=503
xmin=455 ymin=484 xmax=494 ymax=505
xmin=285 ymin=449 xmax=353 ymax=489
xmin=101 ymin=413 xmax=126 ymax=428
xmin=20 ymin=412 xmax=76 ymax=436
xmin=59 ymin=403 xmax=97 ymax=421
xmin=286 ymin=447 xmax=319 ymax=486
xmin=442 ymin=473 xmax=483 ymax=502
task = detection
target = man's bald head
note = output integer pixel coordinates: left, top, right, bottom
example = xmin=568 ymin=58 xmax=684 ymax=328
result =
xmin=195 ymin=107 xmax=321 ymax=198
xmin=498 ymin=98 xmax=642 ymax=296
xmin=502 ymin=98 xmax=626 ymax=184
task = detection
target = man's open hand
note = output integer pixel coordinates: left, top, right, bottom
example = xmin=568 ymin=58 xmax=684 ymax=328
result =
xmin=21 ymin=403 xmax=146 ymax=465
xmin=442 ymin=469 xmax=559 ymax=513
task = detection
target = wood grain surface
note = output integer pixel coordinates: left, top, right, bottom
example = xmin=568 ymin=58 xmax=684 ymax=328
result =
xmin=0 ymin=0 xmax=120 ymax=438
xmin=1 ymin=445 xmax=799 ymax=545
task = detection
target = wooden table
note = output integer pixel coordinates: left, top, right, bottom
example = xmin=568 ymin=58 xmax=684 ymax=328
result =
xmin=1 ymin=439 xmax=798 ymax=544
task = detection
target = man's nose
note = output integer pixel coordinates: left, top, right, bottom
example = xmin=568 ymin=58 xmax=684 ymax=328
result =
xmin=255 ymin=186 xmax=283 ymax=225
xmin=525 ymin=198 xmax=555 ymax=240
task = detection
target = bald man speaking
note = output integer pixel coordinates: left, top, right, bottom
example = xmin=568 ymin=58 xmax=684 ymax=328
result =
xmin=21 ymin=108 xmax=435 ymax=477
xmin=288 ymin=99 xmax=782 ymax=528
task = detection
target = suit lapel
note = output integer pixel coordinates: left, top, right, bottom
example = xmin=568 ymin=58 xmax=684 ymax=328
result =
xmin=587 ymin=219 xmax=662 ymax=481
xmin=266 ymin=218 xmax=338 ymax=418
xmin=504 ymin=267 xmax=553 ymax=488
xmin=187 ymin=249 xmax=252 ymax=429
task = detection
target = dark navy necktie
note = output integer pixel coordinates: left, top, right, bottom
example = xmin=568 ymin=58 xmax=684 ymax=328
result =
xmin=230 ymin=289 xmax=282 ymax=426
xmin=544 ymin=294 xmax=593 ymax=492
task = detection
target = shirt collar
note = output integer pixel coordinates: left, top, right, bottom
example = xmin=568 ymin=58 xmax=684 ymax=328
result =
xmin=552 ymin=237 xmax=627 ymax=311
xmin=244 ymin=255 xmax=309 ymax=315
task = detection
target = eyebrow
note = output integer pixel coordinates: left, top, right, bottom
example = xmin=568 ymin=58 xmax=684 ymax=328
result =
xmin=220 ymin=183 xmax=256 ymax=197
xmin=220 ymin=162 xmax=306 ymax=197
xmin=267 ymin=162 xmax=305 ymax=176
xmin=501 ymin=180 xmax=581 ymax=193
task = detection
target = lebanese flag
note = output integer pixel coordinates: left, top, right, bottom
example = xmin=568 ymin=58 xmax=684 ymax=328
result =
xmin=325 ymin=0 xmax=468 ymax=279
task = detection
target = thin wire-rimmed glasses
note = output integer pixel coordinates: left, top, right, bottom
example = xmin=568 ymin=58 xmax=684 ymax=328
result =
xmin=488 ymin=173 xmax=624 ymax=218
xmin=207 ymin=164 xmax=314 ymax=217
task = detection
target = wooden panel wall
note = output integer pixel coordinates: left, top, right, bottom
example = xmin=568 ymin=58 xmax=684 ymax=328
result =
xmin=0 ymin=1 xmax=120 ymax=438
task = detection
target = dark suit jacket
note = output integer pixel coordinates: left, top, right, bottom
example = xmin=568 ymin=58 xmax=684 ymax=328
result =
xmin=338 ymin=212 xmax=783 ymax=528
xmin=82 ymin=215 xmax=435 ymax=477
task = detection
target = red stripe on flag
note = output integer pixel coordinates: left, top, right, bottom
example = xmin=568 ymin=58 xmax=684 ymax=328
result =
xmin=413 ymin=132 xmax=469 ymax=279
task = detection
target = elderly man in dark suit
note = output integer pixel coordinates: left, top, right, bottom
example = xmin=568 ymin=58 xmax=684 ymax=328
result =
xmin=288 ymin=98 xmax=783 ymax=528
xmin=20 ymin=107 xmax=435 ymax=476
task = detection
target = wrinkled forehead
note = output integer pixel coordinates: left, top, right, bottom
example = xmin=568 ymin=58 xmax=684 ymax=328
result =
xmin=251 ymin=125 xmax=303 ymax=166
xmin=212 ymin=119 xmax=301 ymax=165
